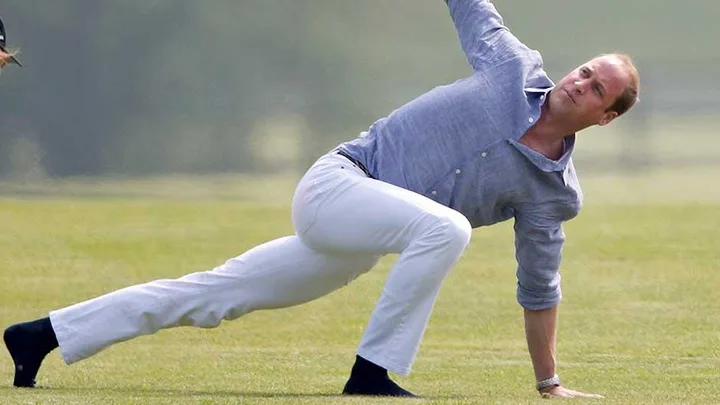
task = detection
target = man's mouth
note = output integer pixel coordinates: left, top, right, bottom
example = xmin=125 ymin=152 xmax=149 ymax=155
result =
xmin=565 ymin=89 xmax=577 ymax=105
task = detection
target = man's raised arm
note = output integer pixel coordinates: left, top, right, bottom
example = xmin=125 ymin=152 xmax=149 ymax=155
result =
xmin=444 ymin=0 xmax=511 ymax=70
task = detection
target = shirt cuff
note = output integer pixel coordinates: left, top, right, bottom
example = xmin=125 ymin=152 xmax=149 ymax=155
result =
xmin=516 ymin=283 xmax=562 ymax=310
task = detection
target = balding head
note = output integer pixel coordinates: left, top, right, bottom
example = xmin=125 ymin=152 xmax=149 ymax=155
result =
xmin=600 ymin=53 xmax=640 ymax=117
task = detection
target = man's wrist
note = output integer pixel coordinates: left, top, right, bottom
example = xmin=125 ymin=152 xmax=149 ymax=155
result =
xmin=536 ymin=374 xmax=561 ymax=391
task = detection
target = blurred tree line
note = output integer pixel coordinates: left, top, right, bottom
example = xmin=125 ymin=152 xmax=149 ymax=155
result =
xmin=0 ymin=0 xmax=716 ymax=177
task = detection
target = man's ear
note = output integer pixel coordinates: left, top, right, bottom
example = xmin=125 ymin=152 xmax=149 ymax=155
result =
xmin=597 ymin=111 xmax=619 ymax=126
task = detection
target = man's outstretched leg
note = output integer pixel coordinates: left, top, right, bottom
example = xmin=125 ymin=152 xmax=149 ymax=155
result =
xmin=6 ymin=151 xmax=472 ymax=394
xmin=4 ymin=236 xmax=379 ymax=387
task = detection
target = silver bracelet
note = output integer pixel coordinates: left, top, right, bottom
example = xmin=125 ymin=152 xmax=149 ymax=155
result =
xmin=536 ymin=374 xmax=561 ymax=391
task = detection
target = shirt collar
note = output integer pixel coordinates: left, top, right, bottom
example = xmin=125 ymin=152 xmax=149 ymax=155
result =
xmin=524 ymin=87 xmax=552 ymax=95
xmin=512 ymin=86 xmax=575 ymax=172
xmin=508 ymin=134 xmax=576 ymax=173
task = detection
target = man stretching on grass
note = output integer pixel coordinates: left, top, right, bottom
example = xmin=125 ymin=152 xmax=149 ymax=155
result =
xmin=5 ymin=0 xmax=639 ymax=399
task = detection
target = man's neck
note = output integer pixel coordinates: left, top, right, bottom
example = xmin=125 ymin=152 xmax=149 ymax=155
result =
xmin=519 ymin=105 xmax=576 ymax=161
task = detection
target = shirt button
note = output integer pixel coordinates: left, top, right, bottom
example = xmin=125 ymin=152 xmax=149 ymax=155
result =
xmin=455 ymin=169 xmax=461 ymax=174
xmin=528 ymin=117 xmax=534 ymax=123
xmin=431 ymin=190 xmax=437 ymax=196
xmin=481 ymin=152 xmax=487 ymax=158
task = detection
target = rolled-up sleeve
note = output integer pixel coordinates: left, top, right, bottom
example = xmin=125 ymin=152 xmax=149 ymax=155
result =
xmin=513 ymin=205 xmax=567 ymax=310
xmin=445 ymin=0 xmax=512 ymax=69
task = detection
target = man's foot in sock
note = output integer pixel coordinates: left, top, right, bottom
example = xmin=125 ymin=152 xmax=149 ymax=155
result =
xmin=4 ymin=317 xmax=59 ymax=388
xmin=342 ymin=375 xmax=418 ymax=397
xmin=341 ymin=355 xmax=418 ymax=397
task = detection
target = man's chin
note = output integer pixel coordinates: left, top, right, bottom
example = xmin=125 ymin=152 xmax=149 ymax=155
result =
xmin=547 ymin=98 xmax=569 ymax=115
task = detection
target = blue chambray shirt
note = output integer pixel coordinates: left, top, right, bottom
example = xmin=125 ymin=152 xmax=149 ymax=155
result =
xmin=336 ymin=0 xmax=583 ymax=310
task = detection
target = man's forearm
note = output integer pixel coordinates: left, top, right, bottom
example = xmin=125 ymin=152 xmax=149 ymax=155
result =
xmin=523 ymin=305 xmax=558 ymax=381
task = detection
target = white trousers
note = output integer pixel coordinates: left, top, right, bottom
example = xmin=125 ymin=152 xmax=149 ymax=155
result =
xmin=49 ymin=153 xmax=472 ymax=376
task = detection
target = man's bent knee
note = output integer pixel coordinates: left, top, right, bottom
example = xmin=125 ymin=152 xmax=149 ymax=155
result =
xmin=426 ymin=211 xmax=472 ymax=251
xmin=446 ymin=213 xmax=473 ymax=249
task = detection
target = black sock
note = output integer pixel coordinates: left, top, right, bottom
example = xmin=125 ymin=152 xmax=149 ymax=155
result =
xmin=34 ymin=317 xmax=59 ymax=352
xmin=343 ymin=355 xmax=417 ymax=397
xmin=4 ymin=316 xmax=59 ymax=387
xmin=350 ymin=355 xmax=389 ymax=380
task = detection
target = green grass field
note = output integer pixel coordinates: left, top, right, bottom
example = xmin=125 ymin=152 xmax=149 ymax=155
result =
xmin=1 ymin=171 xmax=719 ymax=404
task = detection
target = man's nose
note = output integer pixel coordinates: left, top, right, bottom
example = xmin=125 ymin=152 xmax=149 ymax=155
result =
xmin=573 ymin=80 xmax=586 ymax=94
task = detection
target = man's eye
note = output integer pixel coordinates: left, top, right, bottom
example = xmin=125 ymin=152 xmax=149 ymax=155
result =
xmin=593 ymin=85 xmax=602 ymax=95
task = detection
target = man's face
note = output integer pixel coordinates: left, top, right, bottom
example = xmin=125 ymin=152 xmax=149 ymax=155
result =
xmin=547 ymin=55 xmax=631 ymax=130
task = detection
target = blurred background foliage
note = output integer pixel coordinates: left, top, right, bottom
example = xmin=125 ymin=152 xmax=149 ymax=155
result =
xmin=0 ymin=0 xmax=717 ymax=177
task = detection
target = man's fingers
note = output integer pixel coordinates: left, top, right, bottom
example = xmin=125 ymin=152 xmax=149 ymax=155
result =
xmin=574 ymin=392 xmax=604 ymax=399
xmin=541 ymin=386 xmax=604 ymax=399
